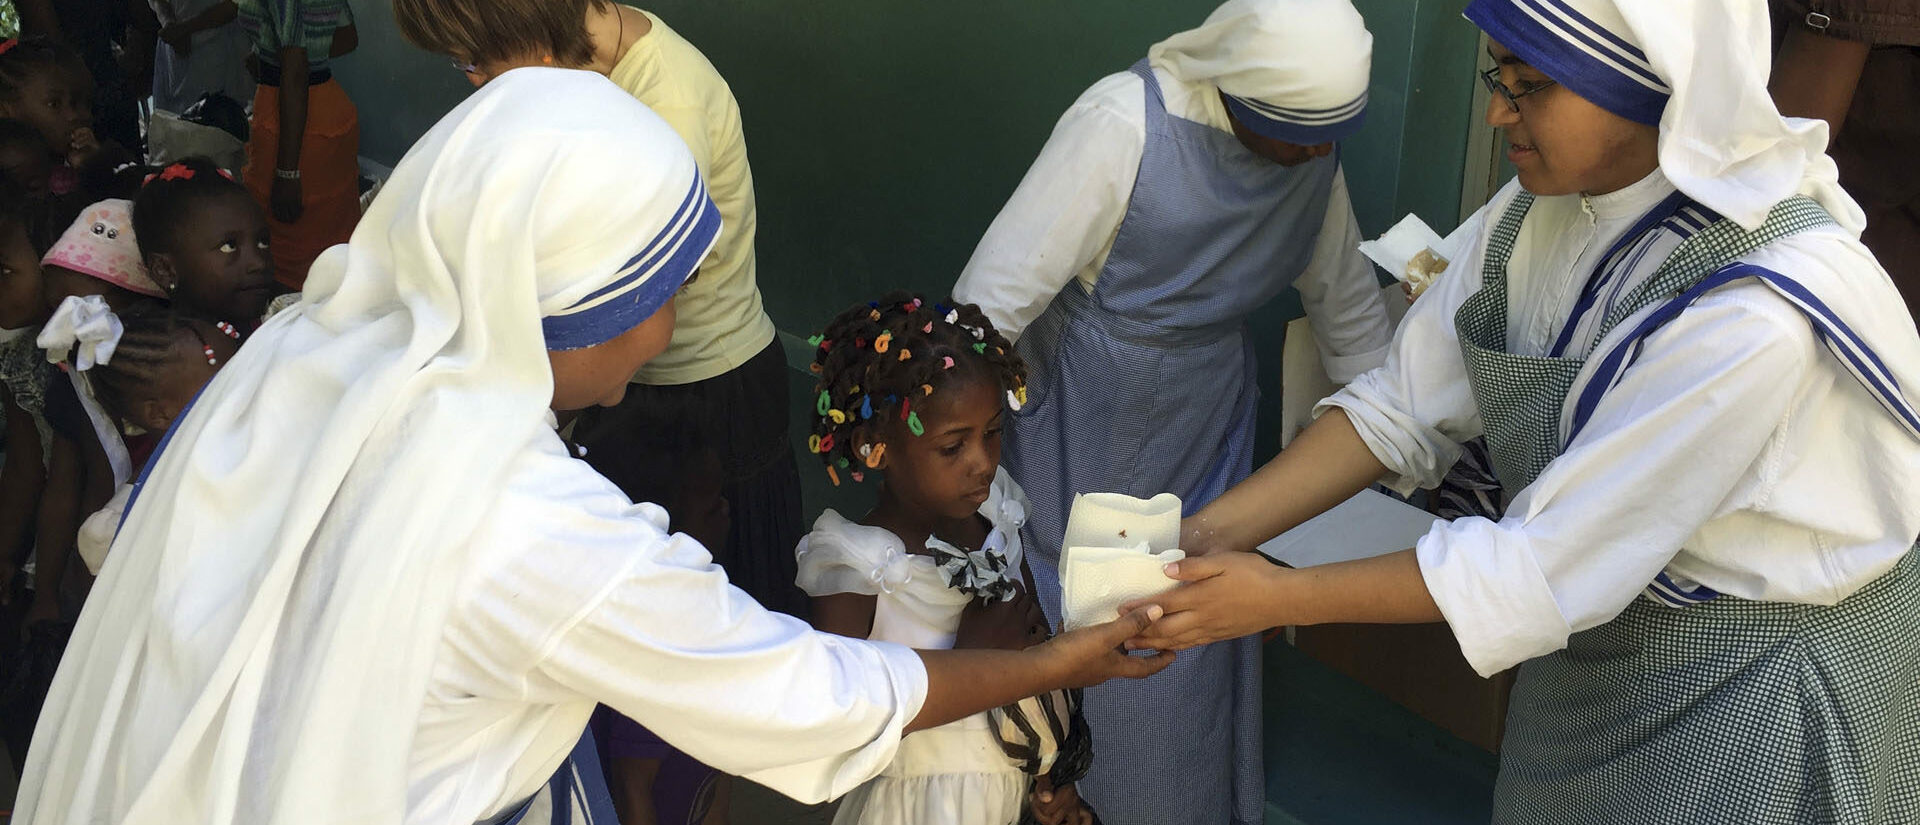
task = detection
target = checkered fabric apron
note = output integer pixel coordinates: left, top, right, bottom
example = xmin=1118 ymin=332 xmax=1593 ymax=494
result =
xmin=1461 ymin=193 xmax=1920 ymax=823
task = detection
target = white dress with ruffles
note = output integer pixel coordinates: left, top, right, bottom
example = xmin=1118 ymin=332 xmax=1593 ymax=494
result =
xmin=795 ymin=468 xmax=1032 ymax=825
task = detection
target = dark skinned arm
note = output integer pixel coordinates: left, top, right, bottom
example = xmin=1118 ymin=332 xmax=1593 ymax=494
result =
xmin=329 ymin=21 xmax=357 ymax=58
xmin=809 ymin=592 xmax=877 ymax=640
xmin=1769 ymin=25 xmax=1872 ymax=141
xmin=908 ymin=607 xmax=1169 ymax=733
xmin=26 ymin=432 xmax=85 ymax=628
xmin=270 ymin=45 xmax=309 ymax=223
xmin=0 ymin=391 xmax=47 ymax=605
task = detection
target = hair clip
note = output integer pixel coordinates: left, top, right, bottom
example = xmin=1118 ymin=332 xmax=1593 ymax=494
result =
xmin=995 ymin=347 xmax=1004 ymax=355
xmin=970 ymin=326 xmax=985 ymax=341
xmin=921 ymin=384 xmax=934 ymax=396
xmin=935 ymin=303 xmax=949 ymax=314
xmin=819 ymin=433 xmax=836 ymax=453
xmin=836 ymin=456 xmax=850 ymax=468
xmin=808 ymin=334 xmax=825 ymax=346
xmin=854 ymin=337 xmax=867 ymax=349
xmin=809 ymin=362 xmax=822 ymax=374
xmin=0 ymin=40 xmax=17 ymax=57
xmin=827 ymin=409 xmax=847 ymax=424
xmin=972 ymin=343 xmax=986 ymax=354
xmin=942 ymin=356 xmax=955 ymax=370
xmin=907 ymin=411 xmax=925 ymax=437
xmin=874 ymin=331 xmax=891 ymax=353
xmin=1015 ymin=386 xmax=1028 ymax=406
xmin=851 ymin=470 xmax=865 ymax=483
xmin=827 ymin=465 xmax=841 ymax=486
xmin=900 ymin=397 xmax=911 ymax=421
xmin=869 ymin=309 xmax=881 ymax=321
xmin=911 ymin=298 xmax=923 ymax=309
xmin=945 ymin=310 xmax=959 ymax=325
xmin=865 ymin=443 xmax=887 ymax=468
xmin=807 ymin=434 xmax=823 ymax=453
xmin=859 ymin=443 xmax=872 ymax=458
xmin=1007 ymin=389 xmax=1024 ymax=412
xmin=215 ymin=321 xmax=241 ymax=339
xmin=923 ymin=322 xmax=934 ymax=334
xmin=860 ymin=395 xmax=874 ymax=419
xmin=158 ymin=163 xmax=196 ymax=182
xmin=816 ymin=390 xmax=832 ymax=416
xmin=897 ymin=348 xmax=911 ymax=361
xmin=217 ymin=168 xmax=237 ymax=182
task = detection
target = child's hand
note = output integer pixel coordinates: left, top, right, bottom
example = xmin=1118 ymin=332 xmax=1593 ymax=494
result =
xmin=954 ymin=585 xmax=1049 ymax=651
xmin=1030 ymin=777 xmax=1095 ymax=825
xmin=68 ymin=127 xmax=101 ymax=168
xmin=272 ymin=177 xmax=305 ymax=224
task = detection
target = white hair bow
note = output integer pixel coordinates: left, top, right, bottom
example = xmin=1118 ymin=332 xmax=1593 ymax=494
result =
xmin=36 ymin=295 xmax=124 ymax=371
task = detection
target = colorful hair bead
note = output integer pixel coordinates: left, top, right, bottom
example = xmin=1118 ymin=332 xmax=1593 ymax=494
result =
xmin=1006 ymin=389 xmax=1023 ymax=412
xmin=870 ymin=309 xmax=882 ymax=321
xmin=851 ymin=470 xmax=865 ymax=483
xmin=215 ymin=321 xmax=241 ymax=339
xmin=836 ymin=456 xmax=850 ymax=468
xmin=945 ymin=310 xmax=959 ymax=325
xmin=809 ymin=362 xmax=822 ymax=374
xmin=921 ymin=384 xmax=934 ymax=396
xmin=819 ymin=433 xmax=836 ymax=453
xmin=808 ymin=333 xmax=825 ymax=346
xmin=874 ymin=331 xmax=891 ymax=353
xmin=897 ymin=349 xmax=911 ymax=361
xmin=855 ymin=337 xmax=866 ymax=349
xmin=912 ymin=298 xmax=923 ymax=309
xmin=907 ymin=412 xmax=925 ymax=437
xmin=861 ymin=395 xmax=874 ymax=419
xmin=807 ymin=434 xmax=823 ymax=453
xmin=827 ymin=465 xmax=841 ymax=486
xmin=866 ymin=443 xmax=887 ymax=468
xmin=816 ymin=389 xmax=832 ymax=415
xmin=942 ymin=356 xmax=955 ymax=370
xmin=827 ymin=409 xmax=847 ymax=424
xmin=900 ymin=398 xmax=911 ymax=421
xmin=972 ymin=343 xmax=986 ymax=354
xmin=923 ymin=322 xmax=934 ymax=334
xmin=1016 ymin=386 xmax=1028 ymax=406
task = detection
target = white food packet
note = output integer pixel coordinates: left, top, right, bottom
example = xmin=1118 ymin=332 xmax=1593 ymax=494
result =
xmin=1358 ymin=212 xmax=1486 ymax=300
xmin=1059 ymin=492 xmax=1186 ymax=631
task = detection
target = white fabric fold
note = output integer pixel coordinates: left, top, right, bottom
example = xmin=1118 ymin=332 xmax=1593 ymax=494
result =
xmin=36 ymin=294 xmax=123 ymax=371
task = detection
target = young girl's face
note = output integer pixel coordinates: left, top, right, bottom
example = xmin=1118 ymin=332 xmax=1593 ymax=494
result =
xmin=152 ymin=191 xmax=276 ymax=322
xmin=877 ymin=374 xmax=1005 ymax=522
xmin=0 ymin=221 xmax=47 ymax=330
xmin=0 ymin=139 xmax=53 ymax=197
xmin=0 ymin=69 xmax=89 ymax=158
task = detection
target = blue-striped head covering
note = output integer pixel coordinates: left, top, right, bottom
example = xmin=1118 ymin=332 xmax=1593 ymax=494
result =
xmin=1150 ymin=0 xmax=1372 ymax=145
xmin=1464 ymin=0 xmax=1667 ymax=125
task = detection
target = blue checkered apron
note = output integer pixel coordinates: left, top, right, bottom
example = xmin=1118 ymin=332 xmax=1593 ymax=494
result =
xmin=1461 ymin=193 xmax=1920 ymax=824
xmin=1005 ymin=59 xmax=1338 ymax=825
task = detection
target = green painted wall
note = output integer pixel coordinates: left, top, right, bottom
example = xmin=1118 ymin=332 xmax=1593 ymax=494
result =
xmin=335 ymin=0 xmax=1486 ymax=460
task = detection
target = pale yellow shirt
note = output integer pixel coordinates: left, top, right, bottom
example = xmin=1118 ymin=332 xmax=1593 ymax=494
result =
xmin=611 ymin=9 xmax=776 ymax=385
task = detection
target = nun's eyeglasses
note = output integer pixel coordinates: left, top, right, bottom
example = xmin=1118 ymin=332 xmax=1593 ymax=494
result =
xmin=449 ymin=56 xmax=479 ymax=75
xmin=1481 ymin=67 xmax=1557 ymax=112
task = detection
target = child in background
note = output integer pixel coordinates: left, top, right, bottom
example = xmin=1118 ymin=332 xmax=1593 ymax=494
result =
xmin=0 ymin=38 xmax=134 ymax=200
xmin=131 ymin=157 xmax=283 ymax=328
xmin=70 ymin=307 xmax=242 ymax=575
xmin=578 ymin=397 xmax=733 ymax=825
xmin=797 ymin=293 xmax=1098 ymax=825
xmin=0 ymin=116 xmax=51 ymax=198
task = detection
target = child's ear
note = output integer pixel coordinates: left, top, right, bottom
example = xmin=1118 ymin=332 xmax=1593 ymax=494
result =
xmin=147 ymin=253 xmax=178 ymax=293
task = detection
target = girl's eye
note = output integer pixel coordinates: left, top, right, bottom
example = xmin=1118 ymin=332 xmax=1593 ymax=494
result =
xmin=940 ymin=441 xmax=966 ymax=457
xmin=256 ymin=240 xmax=270 ymax=250
xmin=219 ymin=242 xmax=239 ymax=253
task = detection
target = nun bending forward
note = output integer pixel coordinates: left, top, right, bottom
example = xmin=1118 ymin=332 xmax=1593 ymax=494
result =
xmin=953 ymin=1 xmax=1392 ymax=823
xmin=12 ymin=69 xmax=1170 ymax=825
xmin=1128 ymin=1 xmax=1920 ymax=822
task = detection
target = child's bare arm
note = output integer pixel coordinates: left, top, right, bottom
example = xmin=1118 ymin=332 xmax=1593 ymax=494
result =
xmin=0 ymin=391 xmax=47 ymax=601
xmin=809 ymin=592 xmax=878 ymax=639
xmin=28 ymin=434 xmax=85 ymax=625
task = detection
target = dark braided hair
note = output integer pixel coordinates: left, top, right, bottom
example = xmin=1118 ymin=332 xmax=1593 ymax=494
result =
xmin=806 ymin=291 xmax=1026 ymax=486
xmin=87 ymin=306 xmax=232 ymax=427
xmin=130 ymin=156 xmax=250 ymax=259
xmin=0 ymin=38 xmax=75 ymax=108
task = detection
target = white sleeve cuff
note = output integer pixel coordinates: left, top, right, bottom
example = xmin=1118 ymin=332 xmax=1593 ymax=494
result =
xmin=741 ymin=639 xmax=928 ymax=803
xmin=1316 ymin=386 xmax=1462 ymax=495
xmin=1416 ymin=517 xmax=1573 ymax=677
xmin=1319 ymin=343 xmax=1390 ymax=385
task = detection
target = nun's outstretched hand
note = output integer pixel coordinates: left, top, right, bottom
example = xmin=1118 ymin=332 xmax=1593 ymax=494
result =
xmin=1120 ymin=552 xmax=1288 ymax=651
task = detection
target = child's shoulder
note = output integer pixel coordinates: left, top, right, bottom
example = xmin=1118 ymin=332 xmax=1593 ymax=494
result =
xmin=798 ymin=509 xmax=904 ymax=562
xmin=795 ymin=509 xmax=916 ymax=598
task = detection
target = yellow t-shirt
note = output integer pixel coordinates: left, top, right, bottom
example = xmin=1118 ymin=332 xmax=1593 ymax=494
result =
xmin=611 ymin=9 xmax=776 ymax=385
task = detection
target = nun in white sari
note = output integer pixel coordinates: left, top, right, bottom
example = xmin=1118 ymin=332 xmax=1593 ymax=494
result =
xmin=1121 ymin=0 xmax=1920 ymax=821
xmin=8 ymin=68 xmax=1175 ymax=825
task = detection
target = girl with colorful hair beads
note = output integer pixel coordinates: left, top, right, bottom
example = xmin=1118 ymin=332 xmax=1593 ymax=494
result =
xmin=798 ymin=293 xmax=1099 ymax=825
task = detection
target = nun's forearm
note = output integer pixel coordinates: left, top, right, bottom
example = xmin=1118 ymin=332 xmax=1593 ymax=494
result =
xmin=1190 ymin=408 xmax=1386 ymax=552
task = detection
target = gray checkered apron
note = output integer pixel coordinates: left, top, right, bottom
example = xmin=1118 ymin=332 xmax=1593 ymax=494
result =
xmin=1004 ymin=60 xmax=1338 ymax=825
xmin=1461 ymin=193 xmax=1920 ymax=824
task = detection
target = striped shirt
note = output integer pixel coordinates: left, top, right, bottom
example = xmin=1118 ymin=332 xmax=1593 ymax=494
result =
xmin=237 ymin=0 xmax=353 ymax=68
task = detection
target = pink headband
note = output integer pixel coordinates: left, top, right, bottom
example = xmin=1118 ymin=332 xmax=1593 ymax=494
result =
xmin=41 ymin=199 xmax=166 ymax=299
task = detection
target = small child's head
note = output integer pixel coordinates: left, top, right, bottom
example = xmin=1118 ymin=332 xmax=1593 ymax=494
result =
xmin=808 ymin=292 xmax=1027 ymax=521
xmin=0 ymin=38 xmax=89 ymax=160
xmin=579 ymin=403 xmax=731 ymax=552
xmin=0 ymin=179 xmax=44 ymax=329
xmin=38 ymin=198 xmax=168 ymax=321
xmin=133 ymin=158 xmax=276 ymax=322
xmin=0 ymin=118 xmax=53 ymax=197
xmin=87 ymin=308 xmax=242 ymax=433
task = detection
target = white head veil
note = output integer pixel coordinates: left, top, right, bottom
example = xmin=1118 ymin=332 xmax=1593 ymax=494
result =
xmin=1466 ymin=0 xmax=1865 ymax=234
xmin=1149 ymin=0 xmax=1373 ymax=144
xmin=17 ymin=68 xmax=720 ymax=824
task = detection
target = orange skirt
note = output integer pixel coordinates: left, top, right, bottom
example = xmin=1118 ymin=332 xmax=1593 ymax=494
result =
xmin=244 ymin=78 xmax=360 ymax=290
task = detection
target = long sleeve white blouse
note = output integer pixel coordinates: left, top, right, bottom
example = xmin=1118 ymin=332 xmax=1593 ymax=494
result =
xmin=1321 ymin=172 xmax=1920 ymax=676
xmin=952 ymin=66 xmax=1393 ymax=383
